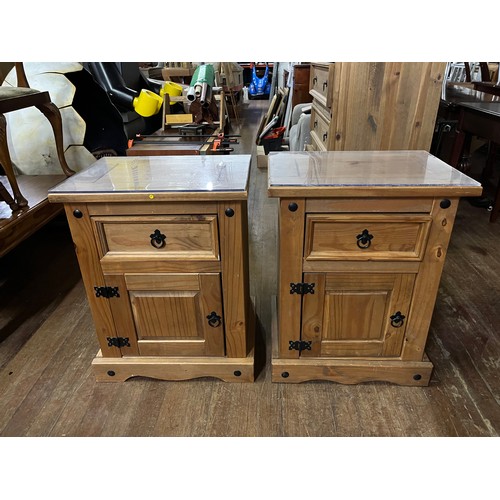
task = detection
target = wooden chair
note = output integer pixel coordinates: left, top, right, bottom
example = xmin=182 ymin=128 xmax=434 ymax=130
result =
xmin=0 ymin=63 xmax=75 ymax=212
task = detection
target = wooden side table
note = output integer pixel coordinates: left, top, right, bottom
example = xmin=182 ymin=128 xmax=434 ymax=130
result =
xmin=48 ymin=155 xmax=254 ymax=382
xmin=268 ymin=151 xmax=482 ymax=386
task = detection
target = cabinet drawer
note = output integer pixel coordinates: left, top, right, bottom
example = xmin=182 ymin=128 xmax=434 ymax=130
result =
xmin=310 ymin=105 xmax=330 ymax=149
xmin=93 ymin=215 xmax=219 ymax=260
xmin=304 ymin=214 xmax=432 ymax=261
xmin=309 ymin=63 xmax=332 ymax=106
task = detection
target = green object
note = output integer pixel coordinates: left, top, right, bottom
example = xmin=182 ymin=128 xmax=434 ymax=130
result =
xmin=190 ymin=64 xmax=215 ymax=87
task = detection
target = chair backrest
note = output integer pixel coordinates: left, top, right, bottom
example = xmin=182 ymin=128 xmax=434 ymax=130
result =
xmin=14 ymin=62 xmax=30 ymax=88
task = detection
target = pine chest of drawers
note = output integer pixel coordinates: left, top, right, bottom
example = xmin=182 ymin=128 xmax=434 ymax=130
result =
xmin=268 ymin=151 xmax=482 ymax=385
xmin=48 ymin=155 xmax=254 ymax=382
xmin=307 ymin=62 xmax=446 ymax=152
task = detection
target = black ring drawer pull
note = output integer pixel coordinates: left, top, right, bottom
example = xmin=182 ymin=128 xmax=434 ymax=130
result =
xmin=356 ymin=229 xmax=373 ymax=248
xmin=323 ymin=81 xmax=328 ymax=90
xmin=390 ymin=311 xmax=406 ymax=328
xmin=150 ymin=229 xmax=166 ymax=249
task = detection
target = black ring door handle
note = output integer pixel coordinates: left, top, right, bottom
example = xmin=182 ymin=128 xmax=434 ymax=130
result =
xmin=356 ymin=229 xmax=373 ymax=249
xmin=150 ymin=229 xmax=166 ymax=249
xmin=206 ymin=311 xmax=222 ymax=328
xmin=390 ymin=311 xmax=406 ymax=328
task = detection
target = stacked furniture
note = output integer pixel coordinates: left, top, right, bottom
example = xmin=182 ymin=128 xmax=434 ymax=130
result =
xmin=308 ymin=62 xmax=446 ymax=152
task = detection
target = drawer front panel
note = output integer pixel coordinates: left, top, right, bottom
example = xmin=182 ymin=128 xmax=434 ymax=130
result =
xmin=311 ymin=105 xmax=330 ymax=149
xmin=94 ymin=215 xmax=219 ymax=260
xmin=304 ymin=214 xmax=431 ymax=261
xmin=309 ymin=133 xmax=326 ymax=152
xmin=309 ymin=64 xmax=331 ymax=105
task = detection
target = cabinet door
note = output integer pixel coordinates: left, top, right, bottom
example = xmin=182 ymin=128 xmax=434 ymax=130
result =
xmin=105 ymin=272 xmax=225 ymax=357
xmin=300 ymin=272 xmax=415 ymax=357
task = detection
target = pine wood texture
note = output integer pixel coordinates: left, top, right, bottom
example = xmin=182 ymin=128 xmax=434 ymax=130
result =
xmin=93 ymin=215 xmax=219 ymax=259
xmin=277 ymin=198 xmax=305 ymax=359
xmin=272 ymin=296 xmax=433 ymax=385
xmin=92 ymin=348 xmax=255 ymax=383
xmin=304 ymin=214 xmax=431 ymax=261
xmin=301 ymin=273 xmax=415 ymax=357
xmin=269 ymin=151 xmax=482 ymax=385
xmin=50 ymin=158 xmax=253 ymax=380
xmin=0 ymin=98 xmax=499 ymax=437
xmin=105 ymin=272 xmax=225 ymax=357
xmin=309 ymin=62 xmax=446 ymax=152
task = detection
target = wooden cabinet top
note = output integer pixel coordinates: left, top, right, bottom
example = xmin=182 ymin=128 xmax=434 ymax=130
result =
xmin=267 ymin=151 xmax=482 ymax=198
xmin=48 ymin=155 xmax=252 ymax=203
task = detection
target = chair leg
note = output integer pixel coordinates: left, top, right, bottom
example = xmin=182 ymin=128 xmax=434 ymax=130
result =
xmin=0 ymin=180 xmax=19 ymax=212
xmin=35 ymin=101 xmax=76 ymax=177
xmin=0 ymin=113 xmax=28 ymax=208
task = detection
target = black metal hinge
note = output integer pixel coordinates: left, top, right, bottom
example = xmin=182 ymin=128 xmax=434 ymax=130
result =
xmin=94 ymin=286 xmax=120 ymax=298
xmin=107 ymin=337 xmax=130 ymax=348
xmin=290 ymin=282 xmax=315 ymax=295
xmin=289 ymin=340 xmax=312 ymax=352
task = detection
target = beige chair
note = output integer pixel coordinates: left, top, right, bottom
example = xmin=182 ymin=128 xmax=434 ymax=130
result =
xmin=0 ymin=63 xmax=75 ymax=212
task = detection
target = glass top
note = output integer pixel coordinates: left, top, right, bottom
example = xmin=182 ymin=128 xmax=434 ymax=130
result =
xmin=268 ymin=151 xmax=481 ymax=189
xmin=49 ymin=155 xmax=252 ymax=194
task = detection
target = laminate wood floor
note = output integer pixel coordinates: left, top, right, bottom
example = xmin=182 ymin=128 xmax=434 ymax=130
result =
xmin=1 ymin=98 xmax=499 ymax=439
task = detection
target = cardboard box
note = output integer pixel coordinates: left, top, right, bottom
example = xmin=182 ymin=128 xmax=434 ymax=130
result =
xmin=256 ymin=145 xmax=268 ymax=169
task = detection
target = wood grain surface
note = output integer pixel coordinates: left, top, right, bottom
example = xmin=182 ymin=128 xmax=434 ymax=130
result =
xmin=0 ymin=98 xmax=499 ymax=437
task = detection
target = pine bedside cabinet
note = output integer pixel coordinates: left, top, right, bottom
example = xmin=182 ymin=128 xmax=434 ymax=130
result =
xmin=268 ymin=151 xmax=482 ymax=386
xmin=48 ymin=155 xmax=254 ymax=382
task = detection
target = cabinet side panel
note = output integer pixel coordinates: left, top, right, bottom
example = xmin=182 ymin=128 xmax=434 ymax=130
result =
xmin=63 ymin=204 xmax=119 ymax=357
xmin=218 ymin=201 xmax=249 ymax=358
xmin=330 ymin=62 xmax=445 ymax=152
xmin=401 ymin=198 xmax=459 ymax=360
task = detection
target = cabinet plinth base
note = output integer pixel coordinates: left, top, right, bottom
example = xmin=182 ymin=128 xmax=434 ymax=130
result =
xmin=271 ymin=296 xmax=433 ymax=386
xmin=271 ymin=357 xmax=433 ymax=386
xmin=92 ymin=349 xmax=255 ymax=383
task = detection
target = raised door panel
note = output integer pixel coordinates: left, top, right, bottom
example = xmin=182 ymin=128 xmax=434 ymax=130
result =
xmin=105 ymin=273 xmax=225 ymax=357
xmin=301 ymin=272 xmax=416 ymax=357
